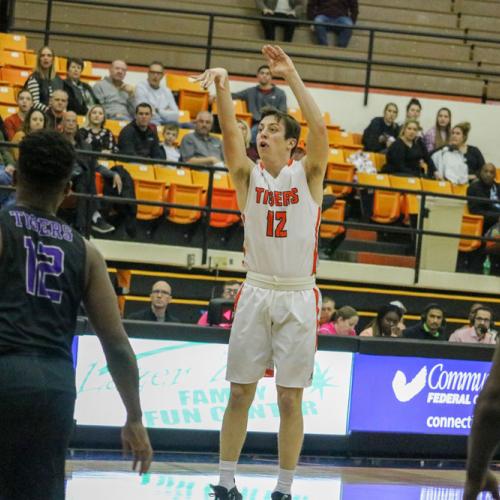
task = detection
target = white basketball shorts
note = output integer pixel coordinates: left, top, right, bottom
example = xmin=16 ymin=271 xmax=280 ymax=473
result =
xmin=226 ymin=272 xmax=321 ymax=388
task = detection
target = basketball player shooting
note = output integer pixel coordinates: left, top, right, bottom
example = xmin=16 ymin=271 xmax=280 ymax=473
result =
xmin=194 ymin=45 xmax=328 ymax=499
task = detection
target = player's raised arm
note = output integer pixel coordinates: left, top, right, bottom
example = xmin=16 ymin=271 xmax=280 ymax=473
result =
xmin=82 ymin=240 xmax=153 ymax=475
xmin=193 ymin=68 xmax=253 ymax=196
xmin=262 ymin=45 xmax=328 ymax=191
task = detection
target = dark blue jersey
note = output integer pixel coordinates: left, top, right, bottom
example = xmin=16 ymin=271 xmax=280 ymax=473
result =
xmin=0 ymin=205 xmax=86 ymax=360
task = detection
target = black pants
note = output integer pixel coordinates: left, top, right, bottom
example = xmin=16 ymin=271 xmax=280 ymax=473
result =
xmin=261 ymin=12 xmax=297 ymax=42
xmin=0 ymin=354 xmax=76 ymax=500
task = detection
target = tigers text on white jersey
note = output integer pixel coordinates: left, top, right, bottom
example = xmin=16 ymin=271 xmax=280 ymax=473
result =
xmin=242 ymin=160 xmax=321 ymax=278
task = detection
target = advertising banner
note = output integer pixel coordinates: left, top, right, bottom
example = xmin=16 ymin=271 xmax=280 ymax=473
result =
xmin=349 ymin=354 xmax=492 ymax=435
xmin=342 ymin=485 xmax=491 ymax=500
xmin=74 ymin=336 xmax=353 ymax=435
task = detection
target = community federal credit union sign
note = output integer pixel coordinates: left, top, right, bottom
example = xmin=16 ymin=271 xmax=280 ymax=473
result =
xmin=74 ymin=336 xmax=353 ymax=436
xmin=349 ymin=354 xmax=492 ymax=435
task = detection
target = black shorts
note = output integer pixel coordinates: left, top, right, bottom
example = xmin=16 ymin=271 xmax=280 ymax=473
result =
xmin=0 ymin=353 xmax=76 ymax=500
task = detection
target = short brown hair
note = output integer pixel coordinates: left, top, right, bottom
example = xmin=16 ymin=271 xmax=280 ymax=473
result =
xmin=336 ymin=306 xmax=358 ymax=320
xmin=259 ymin=106 xmax=301 ymax=156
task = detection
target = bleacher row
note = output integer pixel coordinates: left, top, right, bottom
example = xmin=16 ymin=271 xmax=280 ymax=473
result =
xmin=0 ymin=32 xmax=499 ymax=256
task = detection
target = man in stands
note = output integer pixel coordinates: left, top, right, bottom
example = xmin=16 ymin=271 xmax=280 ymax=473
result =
xmin=307 ymin=0 xmax=358 ymax=48
xmin=403 ymin=304 xmax=448 ymax=341
xmin=118 ymin=103 xmax=165 ymax=159
xmin=127 ymin=281 xmax=180 ymax=322
xmin=449 ymin=306 xmax=496 ymax=344
xmin=318 ymin=296 xmax=335 ymax=333
xmin=179 ymin=111 xmax=224 ymax=165
xmin=45 ymin=89 xmax=69 ymax=131
xmin=63 ymin=57 xmax=100 ymax=116
xmin=61 ymin=111 xmax=115 ymax=234
xmin=467 ymin=163 xmax=500 ymax=275
xmin=4 ymin=89 xmax=33 ymax=140
xmin=231 ymin=64 xmax=287 ymax=141
xmin=135 ymin=61 xmax=179 ymax=126
xmin=93 ymin=59 xmax=135 ymax=120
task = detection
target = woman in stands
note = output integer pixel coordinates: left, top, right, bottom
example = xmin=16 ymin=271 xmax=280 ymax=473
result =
xmin=383 ymin=119 xmax=434 ymax=177
xmin=10 ymin=108 xmax=47 ymax=161
xmin=77 ymin=104 xmax=118 ymax=154
xmin=24 ymin=46 xmax=64 ymax=113
xmin=236 ymin=119 xmax=258 ymax=161
xmin=433 ymin=122 xmax=484 ymax=182
xmin=405 ymin=98 xmax=422 ymax=121
xmin=423 ymin=107 xmax=451 ymax=153
xmin=362 ymin=102 xmax=400 ymax=153
xmin=359 ymin=304 xmax=403 ymax=337
xmin=318 ymin=306 xmax=359 ymax=336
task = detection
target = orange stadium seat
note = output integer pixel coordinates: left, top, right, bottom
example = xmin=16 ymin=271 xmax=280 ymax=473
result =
xmin=0 ymin=34 xmax=27 ymax=52
xmin=55 ymin=56 xmax=67 ymax=76
xmin=0 ymin=67 xmax=30 ymax=87
xmin=357 ymin=173 xmax=401 ymax=224
xmin=389 ymin=176 xmax=422 ymax=218
xmin=320 ymin=200 xmax=346 ymax=239
xmin=178 ymin=89 xmax=209 ymax=118
xmin=94 ymin=172 xmax=104 ymax=195
xmin=326 ymin=161 xmax=355 ymax=197
xmin=452 ymin=183 xmax=468 ymax=196
xmin=106 ymin=119 xmax=128 ymax=138
xmin=496 ymin=168 xmax=500 ymax=183
xmin=177 ymin=109 xmax=191 ymax=124
xmin=421 ymin=178 xmax=453 ymax=195
xmin=459 ymin=214 xmax=484 ymax=253
xmin=329 ymin=130 xmax=362 ymax=151
xmin=209 ymin=187 xmax=240 ymax=228
xmin=166 ymin=183 xmax=204 ymax=224
xmin=175 ymin=128 xmax=193 ymax=146
xmin=122 ymin=163 xmax=156 ymax=181
xmin=0 ymin=104 xmax=17 ymax=119
xmin=24 ymin=51 xmax=36 ymax=69
xmin=0 ymin=50 xmax=30 ymax=69
xmin=166 ymin=74 xmax=201 ymax=92
xmin=80 ymin=60 xmax=100 ymax=82
xmin=155 ymin=166 xmax=192 ymax=187
xmin=191 ymin=170 xmax=229 ymax=190
xmin=0 ymin=85 xmax=16 ymax=105
xmin=134 ymin=179 xmax=166 ymax=220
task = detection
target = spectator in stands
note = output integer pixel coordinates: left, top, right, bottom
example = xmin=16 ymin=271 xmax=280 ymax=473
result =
xmin=63 ymin=57 xmax=100 ymax=116
xmin=382 ymin=119 xmax=434 ymax=178
xmin=61 ymin=111 xmax=115 ymax=235
xmin=118 ymin=103 xmax=165 ymax=160
xmin=403 ymin=303 xmax=448 ymax=341
xmin=423 ymin=107 xmax=451 ymax=153
xmin=135 ymin=61 xmax=179 ymax=126
xmin=77 ymin=104 xmax=138 ymax=237
xmin=197 ymin=281 xmax=241 ymax=328
xmin=237 ymin=118 xmax=259 ymax=161
xmin=93 ymin=60 xmax=135 ymax=120
xmin=319 ymin=305 xmax=358 ymax=336
xmin=466 ymin=163 xmax=500 ymax=276
xmin=389 ymin=300 xmax=407 ymax=331
xmin=127 ymin=281 xmax=180 ymax=322
xmin=359 ymin=304 xmax=403 ymax=337
xmin=442 ymin=122 xmax=484 ymax=181
xmin=45 ymin=89 xmax=69 ymax=131
xmin=431 ymin=126 xmax=473 ymax=186
xmin=0 ymin=130 xmax=16 ymax=208
xmin=449 ymin=303 xmax=485 ymax=338
xmin=179 ymin=111 xmax=223 ymax=165
xmin=257 ymin=0 xmax=304 ymax=43
xmin=24 ymin=46 xmax=64 ymax=113
xmin=161 ymin=123 xmax=181 ymax=163
xmin=405 ymin=98 xmax=422 ymax=121
xmin=231 ymin=65 xmax=287 ymax=136
xmin=10 ymin=108 xmax=47 ymax=162
xmin=362 ymin=102 xmax=399 ymax=153
xmin=77 ymin=104 xmax=118 ymax=154
xmin=449 ymin=306 xmax=496 ymax=344
xmin=4 ymin=89 xmax=32 ymax=140
xmin=307 ymin=0 xmax=358 ymax=48
xmin=318 ymin=296 xmax=336 ymax=334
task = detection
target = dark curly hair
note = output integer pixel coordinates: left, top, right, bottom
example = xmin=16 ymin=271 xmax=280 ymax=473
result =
xmin=18 ymin=130 xmax=75 ymax=190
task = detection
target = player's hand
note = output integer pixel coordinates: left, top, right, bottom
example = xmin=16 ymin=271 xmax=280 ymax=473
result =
xmin=261 ymin=45 xmax=296 ymax=79
xmin=121 ymin=419 xmax=153 ymax=475
xmin=463 ymin=471 xmax=500 ymax=499
xmin=191 ymin=68 xmax=228 ymax=90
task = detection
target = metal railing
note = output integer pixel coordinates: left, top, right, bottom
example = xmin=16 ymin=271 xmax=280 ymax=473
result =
xmin=1 ymin=141 xmax=498 ymax=284
xmin=10 ymin=0 xmax=500 ymax=103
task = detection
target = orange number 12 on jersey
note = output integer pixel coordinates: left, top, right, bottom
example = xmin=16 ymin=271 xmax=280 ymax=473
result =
xmin=266 ymin=210 xmax=287 ymax=238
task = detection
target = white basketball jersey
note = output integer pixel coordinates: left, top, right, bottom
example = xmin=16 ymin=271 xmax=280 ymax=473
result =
xmin=242 ymin=160 xmax=321 ymax=278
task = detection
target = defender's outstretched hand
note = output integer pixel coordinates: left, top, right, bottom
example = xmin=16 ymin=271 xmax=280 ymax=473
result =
xmin=191 ymin=68 xmax=228 ymax=90
xmin=261 ymin=45 xmax=296 ymax=79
